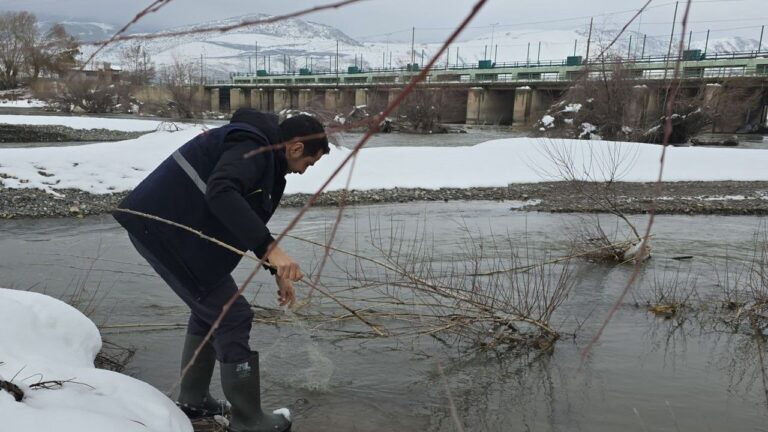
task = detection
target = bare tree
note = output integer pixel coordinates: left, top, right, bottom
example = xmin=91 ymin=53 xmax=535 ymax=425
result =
xmin=55 ymin=75 xmax=115 ymax=113
xmin=0 ymin=11 xmax=35 ymax=89
xmin=120 ymin=42 xmax=155 ymax=86
xmin=25 ymin=24 xmax=79 ymax=81
xmin=534 ymin=139 xmax=648 ymax=263
xmin=158 ymin=57 xmax=201 ymax=118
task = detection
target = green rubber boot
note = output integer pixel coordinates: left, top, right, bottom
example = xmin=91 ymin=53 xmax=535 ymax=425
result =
xmin=176 ymin=334 xmax=230 ymax=419
xmin=220 ymin=352 xmax=291 ymax=432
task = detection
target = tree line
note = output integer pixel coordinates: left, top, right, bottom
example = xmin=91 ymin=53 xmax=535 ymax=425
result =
xmin=0 ymin=11 xmax=79 ymax=89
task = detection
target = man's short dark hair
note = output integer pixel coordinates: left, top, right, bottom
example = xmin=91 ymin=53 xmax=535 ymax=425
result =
xmin=279 ymin=115 xmax=330 ymax=157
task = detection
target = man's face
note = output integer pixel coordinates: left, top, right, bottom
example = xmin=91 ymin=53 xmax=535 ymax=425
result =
xmin=286 ymin=142 xmax=324 ymax=175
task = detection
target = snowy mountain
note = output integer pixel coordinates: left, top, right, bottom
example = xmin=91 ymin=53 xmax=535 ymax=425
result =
xmin=78 ymin=13 xmax=363 ymax=79
xmin=38 ymin=19 xmax=116 ymax=42
xmin=72 ymin=14 xmax=762 ymax=80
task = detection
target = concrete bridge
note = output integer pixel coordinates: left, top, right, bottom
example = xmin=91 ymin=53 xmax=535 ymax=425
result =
xmin=203 ymin=53 xmax=768 ymax=130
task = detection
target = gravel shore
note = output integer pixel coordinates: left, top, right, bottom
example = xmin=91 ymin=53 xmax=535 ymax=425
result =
xmin=0 ymin=124 xmax=150 ymax=143
xmin=2 ymin=181 xmax=768 ymax=219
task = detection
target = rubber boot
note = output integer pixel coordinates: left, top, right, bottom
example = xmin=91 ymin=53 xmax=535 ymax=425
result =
xmin=220 ymin=352 xmax=291 ymax=432
xmin=176 ymin=334 xmax=230 ymax=419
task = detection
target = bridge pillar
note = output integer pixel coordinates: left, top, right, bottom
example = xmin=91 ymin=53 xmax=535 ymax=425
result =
xmin=298 ymin=89 xmax=313 ymax=110
xmin=250 ymin=89 xmax=267 ymax=111
xmin=513 ymin=87 xmax=533 ymax=125
xmin=274 ymin=89 xmax=290 ymax=113
xmin=197 ymin=86 xmax=211 ymax=112
xmin=387 ymin=89 xmax=402 ymax=116
xmin=466 ymin=87 xmax=514 ymax=125
xmin=627 ymin=85 xmax=650 ymax=128
xmin=702 ymin=84 xmax=725 ymax=132
xmin=645 ymin=88 xmax=662 ymax=125
xmin=211 ymin=88 xmax=220 ymax=113
xmin=529 ymin=89 xmax=556 ymax=124
xmin=354 ymin=88 xmax=368 ymax=107
xmin=703 ymin=83 xmax=722 ymax=105
xmin=324 ymin=89 xmax=339 ymax=112
xmin=339 ymin=90 xmax=356 ymax=113
xmin=230 ymin=88 xmax=246 ymax=112
xmin=466 ymin=88 xmax=482 ymax=125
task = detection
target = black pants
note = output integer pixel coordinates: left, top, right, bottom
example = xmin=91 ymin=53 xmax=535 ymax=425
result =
xmin=129 ymin=234 xmax=254 ymax=363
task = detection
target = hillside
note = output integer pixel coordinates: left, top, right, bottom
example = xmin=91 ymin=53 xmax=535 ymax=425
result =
xmin=68 ymin=15 xmax=762 ymax=79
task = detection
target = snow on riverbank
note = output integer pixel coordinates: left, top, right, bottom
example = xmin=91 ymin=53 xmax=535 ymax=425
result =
xmin=0 ymin=115 xmax=166 ymax=132
xmin=1 ymin=121 xmax=768 ymax=194
xmin=0 ymin=288 xmax=191 ymax=432
xmin=0 ymin=99 xmax=47 ymax=108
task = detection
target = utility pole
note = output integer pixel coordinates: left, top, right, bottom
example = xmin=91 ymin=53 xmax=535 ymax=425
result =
xmin=627 ymin=35 xmax=633 ymax=59
xmin=665 ymin=1 xmax=679 ymax=79
xmin=526 ymin=42 xmax=530 ymax=65
xmin=759 ymin=25 xmax=765 ymax=53
xmin=200 ymin=53 xmax=203 ymax=85
xmin=537 ymin=41 xmax=541 ymax=63
xmin=446 ymin=47 xmax=450 ymax=69
xmin=573 ymin=39 xmax=577 ymax=56
xmin=490 ymin=22 xmax=498 ymax=58
xmin=456 ymin=46 xmax=460 ymax=67
xmin=585 ymin=17 xmax=593 ymax=63
xmin=687 ymin=30 xmax=692 ymax=51
xmin=704 ymin=30 xmax=710 ymax=56
xmin=484 ymin=45 xmax=487 ymax=59
xmin=336 ymin=40 xmax=339 ymax=82
xmin=411 ymin=27 xmax=415 ymax=66
xmin=249 ymin=56 xmax=252 ymax=73
xmin=641 ymin=34 xmax=647 ymax=58
xmin=494 ymin=44 xmax=498 ymax=64
xmin=421 ymin=49 xmax=424 ymax=67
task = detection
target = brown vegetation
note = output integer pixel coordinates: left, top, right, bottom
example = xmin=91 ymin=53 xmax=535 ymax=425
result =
xmin=0 ymin=12 xmax=78 ymax=90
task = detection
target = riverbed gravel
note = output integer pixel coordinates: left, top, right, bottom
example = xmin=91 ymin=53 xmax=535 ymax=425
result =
xmin=0 ymin=124 xmax=150 ymax=143
xmin=2 ymin=181 xmax=768 ymax=219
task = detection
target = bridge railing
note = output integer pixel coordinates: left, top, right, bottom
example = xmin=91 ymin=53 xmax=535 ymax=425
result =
xmin=227 ymin=50 xmax=768 ymax=82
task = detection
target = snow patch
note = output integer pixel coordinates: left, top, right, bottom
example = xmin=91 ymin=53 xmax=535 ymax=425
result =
xmin=3 ymin=115 xmax=768 ymax=194
xmin=562 ymin=103 xmax=582 ymax=113
xmin=579 ymin=122 xmax=597 ymax=139
xmin=0 ymin=288 xmax=191 ymax=432
xmin=0 ymin=99 xmax=47 ymax=108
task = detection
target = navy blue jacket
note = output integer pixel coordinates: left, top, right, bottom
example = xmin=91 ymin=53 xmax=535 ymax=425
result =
xmin=114 ymin=110 xmax=286 ymax=295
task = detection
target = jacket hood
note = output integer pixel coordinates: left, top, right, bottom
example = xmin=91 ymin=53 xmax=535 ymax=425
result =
xmin=230 ymin=108 xmax=282 ymax=144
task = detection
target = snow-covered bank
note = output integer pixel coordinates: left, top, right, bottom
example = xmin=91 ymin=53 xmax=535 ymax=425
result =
xmin=2 ymin=125 xmax=768 ymax=194
xmin=0 ymin=288 xmax=191 ymax=432
xmin=0 ymin=99 xmax=47 ymax=109
xmin=0 ymin=115 xmax=166 ymax=132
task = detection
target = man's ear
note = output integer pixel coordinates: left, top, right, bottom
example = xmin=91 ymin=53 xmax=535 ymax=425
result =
xmin=291 ymin=141 xmax=305 ymax=156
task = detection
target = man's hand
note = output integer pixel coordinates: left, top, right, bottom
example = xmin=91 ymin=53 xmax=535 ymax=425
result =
xmin=266 ymin=244 xmax=304 ymax=282
xmin=275 ymin=275 xmax=296 ymax=308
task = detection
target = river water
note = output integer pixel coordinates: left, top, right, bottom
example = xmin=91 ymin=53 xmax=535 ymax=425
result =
xmin=1 ymin=202 xmax=767 ymax=431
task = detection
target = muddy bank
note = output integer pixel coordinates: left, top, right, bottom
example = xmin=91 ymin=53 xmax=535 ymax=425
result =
xmin=2 ymin=181 xmax=768 ymax=219
xmin=0 ymin=124 xmax=150 ymax=143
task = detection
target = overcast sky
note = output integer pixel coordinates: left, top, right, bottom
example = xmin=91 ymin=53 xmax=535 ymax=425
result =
xmin=2 ymin=0 xmax=765 ymax=42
